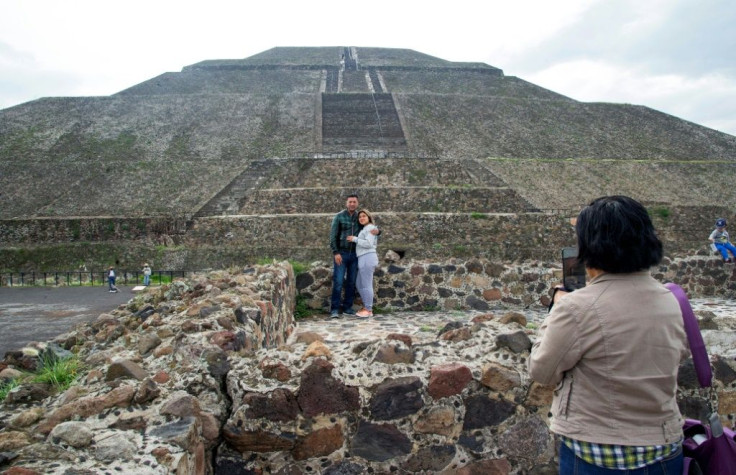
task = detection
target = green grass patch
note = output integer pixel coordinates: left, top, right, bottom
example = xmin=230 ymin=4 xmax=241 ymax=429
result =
xmin=470 ymin=212 xmax=487 ymax=220
xmin=289 ymin=260 xmax=309 ymax=275
xmin=294 ymin=294 xmax=319 ymax=320
xmin=649 ymin=206 xmax=671 ymax=220
xmin=32 ymin=354 xmax=82 ymax=392
xmin=0 ymin=353 xmax=83 ymax=401
xmin=452 ymin=245 xmax=467 ymax=256
xmin=0 ymin=379 xmax=20 ymax=401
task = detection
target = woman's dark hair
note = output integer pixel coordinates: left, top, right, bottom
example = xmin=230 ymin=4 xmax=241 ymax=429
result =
xmin=576 ymin=195 xmax=663 ymax=273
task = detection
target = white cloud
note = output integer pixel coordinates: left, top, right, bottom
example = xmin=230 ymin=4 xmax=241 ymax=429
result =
xmin=526 ymin=60 xmax=736 ymax=134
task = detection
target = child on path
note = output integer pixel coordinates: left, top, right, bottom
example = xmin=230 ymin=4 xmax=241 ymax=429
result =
xmin=108 ymin=266 xmax=119 ymax=292
xmin=709 ymin=218 xmax=736 ymax=263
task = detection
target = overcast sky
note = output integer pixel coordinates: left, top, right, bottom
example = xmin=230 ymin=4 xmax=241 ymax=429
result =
xmin=1 ymin=0 xmax=734 ymax=136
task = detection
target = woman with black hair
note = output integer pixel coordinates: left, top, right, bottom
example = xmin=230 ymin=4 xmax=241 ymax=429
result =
xmin=529 ymin=196 xmax=689 ymax=474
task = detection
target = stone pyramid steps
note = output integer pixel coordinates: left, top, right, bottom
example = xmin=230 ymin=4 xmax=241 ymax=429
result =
xmin=236 ymin=186 xmax=537 ymax=214
xmin=184 ymin=156 xmax=546 ymax=262
xmin=193 ymin=157 xmax=537 ymax=216
xmin=322 ymin=93 xmax=407 ymax=152
xmin=194 ymin=159 xmax=283 ymax=217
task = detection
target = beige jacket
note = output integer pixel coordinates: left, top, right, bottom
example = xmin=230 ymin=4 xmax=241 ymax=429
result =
xmin=529 ymin=271 xmax=689 ymax=445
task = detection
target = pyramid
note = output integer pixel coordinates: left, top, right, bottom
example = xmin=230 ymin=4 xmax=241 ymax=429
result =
xmin=1 ymin=47 xmax=735 ymax=269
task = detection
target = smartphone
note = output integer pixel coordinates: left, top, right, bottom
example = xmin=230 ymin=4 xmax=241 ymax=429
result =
xmin=562 ymin=247 xmax=586 ymax=291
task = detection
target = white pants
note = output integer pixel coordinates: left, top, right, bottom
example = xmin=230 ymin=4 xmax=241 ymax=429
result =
xmin=356 ymin=252 xmax=378 ymax=310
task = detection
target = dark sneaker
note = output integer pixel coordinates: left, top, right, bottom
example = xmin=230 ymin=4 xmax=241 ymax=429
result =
xmin=343 ymin=308 xmax=357 ymax=315
xmin=330 ymin=310 xmax=340 ymax=319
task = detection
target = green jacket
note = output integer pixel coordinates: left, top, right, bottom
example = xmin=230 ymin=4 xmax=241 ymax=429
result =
xmin=330 ymin=209 xmax=360 ymax=254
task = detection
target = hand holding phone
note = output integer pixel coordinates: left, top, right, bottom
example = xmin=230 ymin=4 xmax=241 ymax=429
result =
xmin=562 ymin=247 xmax=586 ymax=292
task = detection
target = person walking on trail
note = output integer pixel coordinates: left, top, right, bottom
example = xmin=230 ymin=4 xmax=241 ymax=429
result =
xmin=709 ymin=218 xmax=736 ymax=263
xmin=329 ymin=194 xmax=379 ymax=319
xmin=142 ymin=263 xmax=152 ymax=286
xmin=108 ymin=266 xmax=119 ymax=293
xmin=347 ymin=209 xmax=378 ymax=318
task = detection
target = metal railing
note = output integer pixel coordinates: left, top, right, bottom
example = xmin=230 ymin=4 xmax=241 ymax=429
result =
xmin=0 ymin=270 xmax=188 ymax=287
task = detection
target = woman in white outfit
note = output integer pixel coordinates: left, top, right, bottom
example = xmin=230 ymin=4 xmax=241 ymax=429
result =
xmin=348 ymin=209 xmax=378 ymax=317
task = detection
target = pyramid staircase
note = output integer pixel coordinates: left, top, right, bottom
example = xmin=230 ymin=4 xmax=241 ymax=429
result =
xmin=194 ymin=159 xmax=282 ymax=217
xmin=320 ymin=46 xmax=406 ymax=153
xmin=321 ymin=94 xmax=407 ymax=152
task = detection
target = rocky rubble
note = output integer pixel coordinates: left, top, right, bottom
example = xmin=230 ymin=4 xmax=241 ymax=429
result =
xmin=0 ymin=263 xmax=295 ymax=474
xmin=0 ymin=261 xmax=735 ymax=474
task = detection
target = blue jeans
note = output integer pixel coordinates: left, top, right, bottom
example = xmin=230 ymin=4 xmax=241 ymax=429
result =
xmin=331 ymin=251 xmax=358 ymax=312
xmin=715 ymin=242 xmax=736 ymax=260
xmin=559 ymin=442 xmax=683 ymax=474
xmin=108 ymin=277 xmax=116 ymax=291
xmin=143 ymin=274 xmax=150 ymax=286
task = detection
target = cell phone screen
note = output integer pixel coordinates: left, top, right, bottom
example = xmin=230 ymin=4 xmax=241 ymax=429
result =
xmin=562 ymin=247 xmax=586 ymax=291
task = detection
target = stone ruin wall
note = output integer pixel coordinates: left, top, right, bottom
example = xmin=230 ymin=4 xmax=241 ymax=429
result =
xmin=1 ymin=203 xmax=732 ymax=273
xmin=1 ymin=261 xmax=735 ymax=474
xmin=297 ymin=255 xmax=736 ymax=311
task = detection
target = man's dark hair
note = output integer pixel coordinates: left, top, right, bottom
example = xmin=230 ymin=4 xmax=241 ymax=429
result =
xmin=576 ymin=195 xmax=663 ymax=273
xmin=347 ymin=194 xmax=359 ymax=200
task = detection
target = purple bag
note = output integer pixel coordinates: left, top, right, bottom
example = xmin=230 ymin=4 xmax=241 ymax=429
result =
xmin=666 ymin=283 xmax=736 ymax=475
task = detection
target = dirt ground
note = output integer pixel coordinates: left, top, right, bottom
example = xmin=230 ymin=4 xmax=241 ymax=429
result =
xmin=0 ymin=286 xmax=134 ymax=356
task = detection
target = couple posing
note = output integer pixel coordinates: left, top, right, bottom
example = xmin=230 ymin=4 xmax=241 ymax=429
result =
xmin=329 ymin=194 xmax=379 ymax=318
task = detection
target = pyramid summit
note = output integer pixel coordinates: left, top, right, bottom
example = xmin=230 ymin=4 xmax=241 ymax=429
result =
xmin=1 ymin=46 xmax=735 ymax=270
